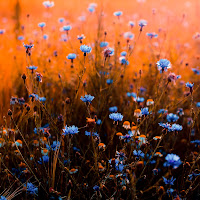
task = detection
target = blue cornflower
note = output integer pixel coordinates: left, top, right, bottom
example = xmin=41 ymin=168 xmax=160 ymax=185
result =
xmin=121 ymin=51 xmax=127 ymax=56
xmin=80 ymin=45 xmax=92 ymax=55
xmin=177 ymin=108 xmax=184 ymax=116
xmin=167 ymin=113 xmax=179 ymax=122
xmin=135 ymin=97 xmax=145 ymax=103
xmin=0 ymin=196 xmax=7 ymax=200
xmin=23 ymin=43 xmax=34 ymax=49
xmin=58 ymin=17 xmax=65 ymax=23
xmin=106 ymin=79 xmax=113 ymax=85
xmin=0 ymin=29 xmax=5 ymax=34
xmin=25 ymin=182 xmax=38 ymax=195
xmin=43 ymin=34 xmax=48 ymax=40
xmin=158 ymin=122 xmax=171 ymax=130
xmin=85 ymin=131 xmax=98 ymax=137
xmin=196 ymin=102 xmax=200 ymax=107
xmin=46 ymin=141 xmax=60 ymax=151
xmin=192 ymin=68 xmax=200 ymax=75
xmin=129 ymin=21 xmax=135 ymax=28
xmin=96 ymin=119 xmax=102 ymax=125
xmin=138 ymin=19 xmax=147 ymax=31
xmin=93 ymin=185 xmax=100 ymax=191
xmin=163 ymin=177 xmax=176 ymax=185
xmin=119 ymin=56 xmax=129 ymax=65
xmin=62 ymin=25 xmax=72 ymax=32
xmin=158 ymin=109 xmax=168 ymax=114
xmin=43 ymin=1 xmax=54 ymax=8
xmin=104 ymin=47 xmax=114 ymax=57
xmin=100 ymin=41 xmax=108 ymax=47
xmin=186 ymin=82 xmax=194 ymax=88
xmin=141 ymin=107 xmax=149 ymax=116
xmin=39 ymin=97 xmax=46 ymax=102
xmin=38 ymin=155 xmax=49 ymax=164
xmin=188 ymin=172 xmax=200 ymax=181
xmin=146 ymin=32 xmax=158 ymax=39
xmin=109 ymin=106 xmax=118 ymax=112
xmin=133 ymin=150 xmax=145 ymax=158
xmin=18 ymin=36 xmax=24 ymax=40
xmin=156 ymin=59 xmax=171 ymax=73
xmin=191 ymin=140 xmax=200 ymax=147
xmin=109 ymin=113 xmax=123 ymax=121
xmin=67 ymin=53 xmax=76 ymax=60
xmin=164 ymin=154 xmax=182 ymax=169
xmin=29 ymin=93 xmax=39 ymax=101
xmin=113 ymin=11 xmax=123 ymax=17
xmin=80 ymin=94 xmax=94 ymax=103
xmin=38 ymin=22 xmax=46 ymax=28
xmin=171 ymin=124 xmax=183 ymax=131
xmin=88 ymin=6 xmax=95 ymax=13
xmin=27 ymin=66 xmax=38 ymax=71
xmin=63 ymin=125 xmax=79 ymax=136
xmin=124 ymin=32 xmax=134 ymax=40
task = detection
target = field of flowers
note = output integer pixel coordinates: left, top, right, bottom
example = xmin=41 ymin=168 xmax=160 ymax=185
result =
xmin=0 ymin=0 xmax=200 ymax=199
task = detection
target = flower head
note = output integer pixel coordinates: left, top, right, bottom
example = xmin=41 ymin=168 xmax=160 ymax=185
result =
xmin=164 ymin=154 xmax=182 ymax=169
xmin=103 ymin=47 xmax=114 ymax=58
xmin=80 ymin=94 xmax=94 ymax=103
xmin=156 ymin=59 xmax=171 ymax=73
xmin=167 ymin=113 xmax=179 ymax=122
xmin=109 ymin=113 xmax=123 ymax=121
xmin=38 ymin=22 xmax=46 ymax=28
xmin=113 ymin=11 xmax=123 ymax=17
xmin=25 ymin=182 xmax=38 ymax=195
xmin=63 ymin=125 xmax=79 ymax=135
xmin=163 ymin=177 xmax=176 ymax=185
xmin=80 ymin=45 xmax=92 ymax=54
xmin=43 ymin=1 xmax=54 ymax=8
xmin=67 ymin=53 xmax=76 ymax=60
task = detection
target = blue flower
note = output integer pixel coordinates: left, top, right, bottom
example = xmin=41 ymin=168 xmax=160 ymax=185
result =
xmin=135 ymin=97 xmax=145 ymax=103
xmin=141 ymin=107 xmax=149 ymax=116
xmin=133 ymin=150 xmax=145 ymax=158
xmin=80 ymin=45 xmax=92 ymax=54
xmin=0 ymin=29 xmax=5 ymax=34
xmin=192 ymin=68 xmax=200 ymax=75
xmin=46 ymin=141 xmax=60 ymax=151
xmin=106 ymin=79 xmax=113 ymax=84
xmin=63 ymin=125 xmax=79 ymax=136
xmin=113 ymin=11 xmax=123 ymax=17
xmin=18 ymin=36 xmax=24 ymax=40
xmin=43 ymin=34 xmax=48 ymax=40
xmin=100 ymin=41 xmax=108 ymax=47
xmin=167 ymin=113 xmax=179 ymax=122
xmin=67 ymin=53 xmax=76 ymax=60
xmin=62 ymin=25 xmax=72 ymax=31
xmin=163 ymin=154 xmax=182 ymax=169
xmin=146 ymin=32 xmax=158 ymax=39
xmin=93 ymin=185 xmax=100 ymax=191
xmin=156 ymin=59 xmax=171 ymax=73
xmin=96 ymin=119 xmax=102 ymax=125
xmin=0 ymin=196 xmax=7 ymax=200
xmin=138 ymin=19 xmax=147 ymax=31
xmin=109 ymin=113 xmax=123 ymax=121
xmin=38 ymin=22 xmax=46 ymax=28
xmin=25 ymin=182 xmax=38 ymax=195
xmin=129 ymin=21 xmax=135 ymax=27
xmin=191 ymin=140 xmax=200 ymax=147
xmin=188 ymin=172 xmax=200 ymax=181
xmin=58 ymin=17 xmax=65 ymax=23
xmin=109 ymin=106 xmax=118 ymax=112
xmin=158 ymin=109 xmax=168 ymax=114
xmin=171 ymin=124 xmax=183 ymax=131
xmin=186 ymin=82 xmax=194 ymax=88
xmin=121 ymin=51 xmax=127 ymax=56
xmin=163 ymin=176 xmax=176 ymax=185
xmin=38 ymin=155 xmax=49 ymax=164
xmin=196 ymin=102 xmax=200 ymax=107
xmin=119 ymin=56 xmax=129 ymax=65
xmin=27 ymin=66 xmax=38 ymax=71
xmin=158 ymin=122 xmax=171 ymax=130
xmin=39 ymin=97 xmax=46 ymax=102
xmin=124 ymin=32 xmax=134 ymax=40
xmin=29 ymin=93 xmax=39 ymax=100
xmin=80 ymin=94 xmax=94 ymax=103
xmin=43 ymin=1 xmax=54 ymax=8
xmin=104 ymin=47 xmax=114 ymax=57
xmin=23 ymin=43 xmax=34 ymax=49
xmin=85 ymin=131 xmax=98 ymax=137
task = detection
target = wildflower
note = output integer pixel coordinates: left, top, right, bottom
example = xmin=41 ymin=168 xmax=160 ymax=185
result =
xmin=109 ymin=113 xmax=123 ymax=122
xmin=93 ymin=185 xmax=100 ymax=191
xmin=134 ymin=109 xmax=141 ymax=117
xmin=62 ymin=25 xmax=72 ymax=33
xmin=171 ymin=124 xmax=183 ymax=131
xmin=116 ymin=132 xmax=123 ymax=136
xmin=167 ymin=73 xmax=181 ymax=84
xmin=146 ymin=99 xmax=154 ymax=106
xmin=43 ymin=1 xmax=54 ymax=8
xmin=121 ymin=51 xmax=127 ymax=56
xmin=188 ymin=171 xmax=200 ymax=181
xmin=129 ymin=21 xmax=135 ymax=28
xmin=113 ymin=11 xmax=123 ymax=18
xmin=158 ymin=122 xmax=171 ymax=130
xmin=141 ymin=107 xmax=149 ymax=116
xmin=39 ymin=97 xmax=46 ymax=102
xmin=133 ymin=150 xmax=145 ymax=158
xmin=176 ymin=108 xmax=184 ymax=116
xmin=167 ymin=113 xmax=179 ymax=122
xmin=67 ymin=53 xmax=76 ymax=65
xmin=135 ymin=97 xmax=145 ymax=103
xmin=38 ymin=22 xmax=46 ymax=28
xmin=18 ymin=36 xmax=24 ymax=40
xmin=106 ymin=79 xmax=113 ymax=84
xmin=191 ymin=140 xmax=200 ymax=147
xmin=146 ymin=32 xmax=158 ymax=39
xmin=131 ymin=126 xmax=140 ymax=136
xmin=123 ymin=121 xmax=131 ymax=129
xmin=163 ymin=176 xmax=176 ymax=185
xmin=43 ymin=34 xmax=48 ymax=40
xmin=0 ymin=196 xmax=7 ymax=200
xmin=196 ymin=102 xmax=200 ymax=107
xmin=63 ymin=125 xmax=79 ymax=136
xmin=85 ymin=131 xmax=98 ymax=137
xmin=36 ymin=72 xmax=43 ymax=82
xmin=186 ymin=82 xmax=194 ymax=93
xmin=138 ymin=19 xmax=147 ymax=31
xmin=192 ymin=67 xmax=200 ymax=75
xmin=27 ymin=66 xmax=38 ymax=73
xmin=164 ymin=154 xmax=182 ymax=169
xmin=15 ymin=140 xmax=22 ymax=147
xmin=25 ymin=182 xmax=38 ymax=195
xmin=109 ymin=106 xmax=118 ymax=112
xmin=100 ymin=41 xmax=108 ymax=48
xmin=158 ymin=109 xmax=168 ymax=114
xmin=96 ymin=119 xmax=102 ymax=125
xmin=98 ymin=143 xmax=106 ymax=149
xmin=0 ymin=29 xmax=5 ymax=34
xmin=156 ymin=59 xmax=171 ymax=73
xmin=80 ymin=94 xmax=94 ymax=103
xmin=119 ymin=56 xmax=129 ymax=65
xmin=58 ymin=17 xmax=65 ymax=23
xmin=38 ymin=155 xmax=49 ymax=164
xmin=103 ymin=47 xmax=114 ymax=58
xmin=69 ymin=168 xmax=78 ymax=174
xmin=77 ymin=34 xmax=85 ymax=43
xmin=80 ymin=45 xmax=92 ymax=56
xmin=124 ymin=32 xmax=134 ymax=40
